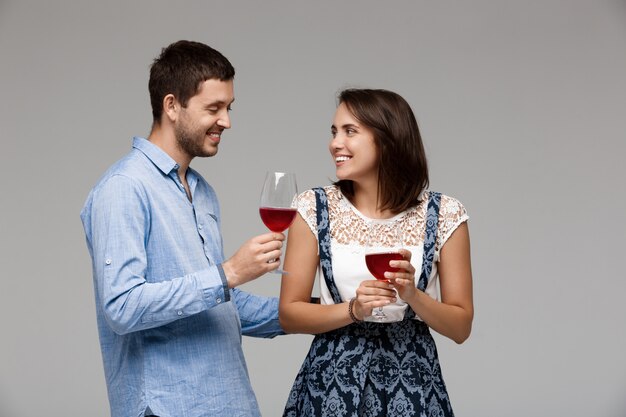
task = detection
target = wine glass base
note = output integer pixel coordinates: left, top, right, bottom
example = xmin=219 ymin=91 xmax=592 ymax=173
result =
xmin=372 ymin=309 xmax=386 ymax=320
xmin=267 ymin=258 xmax=288 ymax=274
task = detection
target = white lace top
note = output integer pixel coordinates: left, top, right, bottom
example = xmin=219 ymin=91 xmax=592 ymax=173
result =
xmin=296 ymin=185 xmax=469 ymax=322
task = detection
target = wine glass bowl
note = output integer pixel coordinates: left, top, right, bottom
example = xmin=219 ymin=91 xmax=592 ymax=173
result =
xmin=365 ymin=251 xmax=402 ymax=319
xmin=259 ymin=207 xmax=297 ymax=233
xmin=365 ymin=252 xmax=403 ymax=281
xmin=259 ymin=172 xmax=298 ymax=274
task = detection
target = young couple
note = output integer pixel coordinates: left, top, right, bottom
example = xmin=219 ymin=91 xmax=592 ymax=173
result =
xmin=81 ymin=40 xmax=473 ymax=417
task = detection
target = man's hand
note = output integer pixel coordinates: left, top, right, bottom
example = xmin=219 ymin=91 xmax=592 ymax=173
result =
xmin=222 ymin=232 xmax=285 ymax=288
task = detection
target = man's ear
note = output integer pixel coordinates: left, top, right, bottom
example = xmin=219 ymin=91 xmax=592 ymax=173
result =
xmin=163 ymin=94 xmax=179 ymax=122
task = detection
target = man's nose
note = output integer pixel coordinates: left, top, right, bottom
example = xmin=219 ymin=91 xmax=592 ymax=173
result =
xmin=218 ymin=111 xmax=231 ymax=129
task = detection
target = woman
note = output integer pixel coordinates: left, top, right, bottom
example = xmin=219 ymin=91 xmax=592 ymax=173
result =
xmin=280 ymin=88 xmax=473 ymax=417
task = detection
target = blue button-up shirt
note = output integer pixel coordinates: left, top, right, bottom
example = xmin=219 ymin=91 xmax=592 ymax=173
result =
xmin=80 ymin=137 xmax=282 ymax=417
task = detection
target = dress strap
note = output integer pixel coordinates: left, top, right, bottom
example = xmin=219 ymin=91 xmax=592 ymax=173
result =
xmin=417 ymin=191 xmax=441 ymax=291
xmin=313 ymin=187 xmax=343 ymax=304
xmin=406 ymin=191 xmax=441 ymax=319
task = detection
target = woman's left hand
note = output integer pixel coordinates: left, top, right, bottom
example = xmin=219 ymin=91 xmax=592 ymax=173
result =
xmin=386 ymin=249 xmax=418 ymax=301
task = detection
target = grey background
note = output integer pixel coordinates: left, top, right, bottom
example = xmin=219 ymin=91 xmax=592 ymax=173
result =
xmin=1 ymin=0 xmax=625 ymax=416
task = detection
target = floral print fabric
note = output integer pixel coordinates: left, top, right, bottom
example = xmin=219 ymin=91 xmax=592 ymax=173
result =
xmin=283 ymin=320 xmax=454 ymax=417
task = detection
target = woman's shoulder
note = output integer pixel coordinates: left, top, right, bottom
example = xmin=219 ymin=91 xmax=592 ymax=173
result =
xmin=295 ymin=185 xmax=341 ymax=237
xmin=297 ymin=185 xmax=341 ymax=203
xmin=425 ymin=191 xmax=467 ymax=216
xmin=423 ymin=190 xmax=469 ymax=250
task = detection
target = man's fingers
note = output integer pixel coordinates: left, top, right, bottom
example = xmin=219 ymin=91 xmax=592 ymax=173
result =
xmin=256 ymin=232 xmax=286 ymax=244
xmin=265 ymin=249 xmax=283 ymax=262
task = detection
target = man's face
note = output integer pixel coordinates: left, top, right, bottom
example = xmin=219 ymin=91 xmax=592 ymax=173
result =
xmin=175 ymin=78 xmax=234 ymax=158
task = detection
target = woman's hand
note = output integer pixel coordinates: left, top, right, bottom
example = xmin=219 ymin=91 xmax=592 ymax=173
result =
xmin=353 ymin=279 xmax=397 ymax=320
xmin=386 ymin=249 xmax=419 ymax=302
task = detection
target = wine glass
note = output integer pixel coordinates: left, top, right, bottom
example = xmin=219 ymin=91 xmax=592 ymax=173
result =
xmin=364 ymin=226 xmax=403 ymax=320
xmin=259 ymin=171 xmax=298 ymax=274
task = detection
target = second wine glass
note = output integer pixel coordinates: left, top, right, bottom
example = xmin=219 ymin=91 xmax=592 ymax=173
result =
xmin=259 ymin=171 xmax=298 ymax=274
xmin=364 ymin=225 xmax=403 ymax=320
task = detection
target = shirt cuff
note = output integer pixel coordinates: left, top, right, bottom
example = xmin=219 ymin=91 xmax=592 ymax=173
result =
xmin=216 ymin=263 xmax=231 ymax=303
xmin=197 ymin=265 xmax=231 ymax=306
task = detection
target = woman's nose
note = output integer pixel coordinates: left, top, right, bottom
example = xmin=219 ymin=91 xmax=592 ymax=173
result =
xmin=330 ymin=134 xmax=344 ymax=151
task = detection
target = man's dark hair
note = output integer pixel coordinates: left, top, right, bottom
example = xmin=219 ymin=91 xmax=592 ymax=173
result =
xmin=149 ymin=40 xmax=235 ymax=123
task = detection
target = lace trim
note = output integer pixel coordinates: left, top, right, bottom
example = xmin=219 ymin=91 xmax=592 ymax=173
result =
xmin=296 ymin=185 xmax=468 ymax=252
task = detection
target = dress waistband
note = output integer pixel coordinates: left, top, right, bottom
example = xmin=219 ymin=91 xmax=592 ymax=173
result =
xmin=319 ymin=318 xmax=430 ymax=339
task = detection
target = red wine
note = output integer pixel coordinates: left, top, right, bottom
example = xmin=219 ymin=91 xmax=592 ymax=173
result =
xmin=259 ymin=207 xmax=297 ymax=232
xmin=365 ymin=252 xmax=403 ymax=281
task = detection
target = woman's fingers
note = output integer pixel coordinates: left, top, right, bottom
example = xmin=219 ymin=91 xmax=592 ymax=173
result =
xmin=389 ymin=259 xmax=415 ymax=274
xmin=357 ymin=294 xmax=397 ymax=304
xmin=385 ymin=258 xmax=416 ymax=285
xmin=357 ymin=280 xmax=395 ymax=295
xmin=398 ymin=248 xmax=412 ymax=262
xmin=392 ymin=278 xmax=412 ymax=286
xmin=356 ymin=280 xmax=396 ymax=304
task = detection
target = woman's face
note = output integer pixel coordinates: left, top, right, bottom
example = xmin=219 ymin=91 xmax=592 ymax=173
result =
xmin=329 ymin=102 xmax=379 ymax=184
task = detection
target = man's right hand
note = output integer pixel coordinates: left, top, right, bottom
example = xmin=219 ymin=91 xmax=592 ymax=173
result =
xmin=221 ymin=232 xmax=285 ymax=288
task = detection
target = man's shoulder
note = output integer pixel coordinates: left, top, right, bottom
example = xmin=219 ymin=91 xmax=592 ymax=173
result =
xmin=80 ymin=150 xmax=149 ymax=222
xmin=96 ymin=149 xmax=152 ymax=185
xmin=81 ymin=151 xmax=155 ymax=209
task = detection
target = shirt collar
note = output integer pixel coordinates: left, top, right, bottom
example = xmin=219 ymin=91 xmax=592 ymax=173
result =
xmin=132 ymin=137 xmax=180 ymax=175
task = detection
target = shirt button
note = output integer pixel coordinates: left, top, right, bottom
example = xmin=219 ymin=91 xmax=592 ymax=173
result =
xmin=177 ymin=311 xmax=183 ymax=316
xmin=216 ymin=298 xmax=222 ymax=303
xmin=105 ymin=259 xmax=112 ymax=265
xmin=198 ymin=224 xmax=203 ymax=230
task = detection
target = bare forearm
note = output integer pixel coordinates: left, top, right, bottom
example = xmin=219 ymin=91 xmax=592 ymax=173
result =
xmin=279 ymin=301 xmax=353 ymax=334
xmin=405 ymin=290 xmax=473 ymax=344
xmin=408 ymin=222 xmax=473 ymax=344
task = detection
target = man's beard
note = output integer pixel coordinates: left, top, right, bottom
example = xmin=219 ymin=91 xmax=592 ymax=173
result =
xmin=175 ymin=120 xmax=217 ymax=158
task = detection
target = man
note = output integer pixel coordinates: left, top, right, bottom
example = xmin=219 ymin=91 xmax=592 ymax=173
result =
xmin=80 ymin=40 xmax=285 ymax=417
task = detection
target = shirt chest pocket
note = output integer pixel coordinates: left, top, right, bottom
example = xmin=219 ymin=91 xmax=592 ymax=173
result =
xmin=196 ymin=212 xmax=224 ymax=263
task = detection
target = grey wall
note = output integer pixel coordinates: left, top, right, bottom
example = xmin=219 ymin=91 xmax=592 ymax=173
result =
xmin=1 ymin=0 xmax=625 ymax=416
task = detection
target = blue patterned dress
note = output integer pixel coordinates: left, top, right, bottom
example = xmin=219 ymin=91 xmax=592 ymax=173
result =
xmin=283 ymin=188 xmax=455 ymax=417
